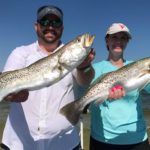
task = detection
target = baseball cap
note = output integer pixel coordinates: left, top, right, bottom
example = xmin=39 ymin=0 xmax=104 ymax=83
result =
xmin=106 ymin=23 xmax=132 ymax=39
xmin=37 ymin=5 xmax=63 ymax=22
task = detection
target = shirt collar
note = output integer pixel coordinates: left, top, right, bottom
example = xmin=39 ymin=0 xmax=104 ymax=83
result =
xmin=36 ymin=41 xmax=64 ymax=56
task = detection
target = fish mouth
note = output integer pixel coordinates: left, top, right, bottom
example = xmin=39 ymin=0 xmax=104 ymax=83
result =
xmin=83 ymin=33 xmax=95 ymax=48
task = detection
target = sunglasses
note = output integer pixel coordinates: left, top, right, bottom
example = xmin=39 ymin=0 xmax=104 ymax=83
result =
xmin=38 ymin=19 xmax=63 ymax=28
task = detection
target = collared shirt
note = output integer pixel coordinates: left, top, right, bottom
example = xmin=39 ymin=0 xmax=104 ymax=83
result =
xmin=2 ymin=41 xmax=81 ymax=150
xmin=90 ymin=60 xmax=150 ymax=145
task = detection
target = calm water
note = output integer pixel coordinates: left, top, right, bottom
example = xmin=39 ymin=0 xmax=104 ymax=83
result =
xmin=0 ymin=101 xmax=10 ymax=122
xmin=0 ymin=92 xmax=150 ymax=125
xmin=141 ymin=92 xmax=150 ymax=125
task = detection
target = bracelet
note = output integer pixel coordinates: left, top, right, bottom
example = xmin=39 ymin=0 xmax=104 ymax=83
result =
xmin=77 ymin=64 xmax=91 ymax=71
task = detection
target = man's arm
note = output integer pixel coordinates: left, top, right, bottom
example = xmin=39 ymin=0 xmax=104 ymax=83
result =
xmin=75 ymin=48 xmax=95 ymax=85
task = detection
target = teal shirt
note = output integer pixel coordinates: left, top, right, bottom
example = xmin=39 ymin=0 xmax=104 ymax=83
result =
xmin=90 ymin=60 xmax=150 ymax=144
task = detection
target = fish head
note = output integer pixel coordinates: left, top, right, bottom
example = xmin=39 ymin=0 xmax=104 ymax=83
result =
xmin=79 ymin=33 xmax=95 ymax=49
xmin=59 ymin=33 xmax=95 ymax=69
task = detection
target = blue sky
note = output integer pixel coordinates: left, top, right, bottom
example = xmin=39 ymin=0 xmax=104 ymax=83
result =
xmin=0 ymin=0 xmax=150 ymax=71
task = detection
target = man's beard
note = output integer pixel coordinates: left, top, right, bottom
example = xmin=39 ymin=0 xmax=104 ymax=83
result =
xmin=37 ymin=29 xmax=62 ymax=44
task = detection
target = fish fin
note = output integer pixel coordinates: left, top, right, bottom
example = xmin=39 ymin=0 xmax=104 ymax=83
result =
xmin=60 ymin=101 xmax=82 ymax=125
xmin=94 ymin=96 xmax=107 ymax=105
xmin=0 ymin=70 xmax=14 ymax=77
xmin=91 ymin=72 xmax=111 ymax=87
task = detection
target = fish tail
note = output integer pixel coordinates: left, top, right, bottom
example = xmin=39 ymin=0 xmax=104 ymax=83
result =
xmin=60 ymin=101 xmax=82 ymax=125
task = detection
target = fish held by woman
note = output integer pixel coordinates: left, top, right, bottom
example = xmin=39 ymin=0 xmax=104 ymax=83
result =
xmin=60 ymin=57 xmax=150 ymax=125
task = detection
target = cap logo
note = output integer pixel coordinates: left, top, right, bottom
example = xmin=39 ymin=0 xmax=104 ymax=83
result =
xmin=119 ymin=24 xmax=125 ymax=29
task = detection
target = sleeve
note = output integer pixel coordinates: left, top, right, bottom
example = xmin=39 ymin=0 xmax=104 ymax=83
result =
xmin=3 ymin=46 xmax=27 ymax=72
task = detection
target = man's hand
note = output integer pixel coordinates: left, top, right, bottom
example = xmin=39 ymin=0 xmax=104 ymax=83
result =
xmin=108 ymin=85 xmax=126 ymax=100
xmin=4 ymin=90 xmax=29 ymax=102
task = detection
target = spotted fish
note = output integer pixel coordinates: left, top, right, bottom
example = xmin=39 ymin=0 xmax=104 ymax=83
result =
xmin=60 ymin=57 xmax=150 ymax=125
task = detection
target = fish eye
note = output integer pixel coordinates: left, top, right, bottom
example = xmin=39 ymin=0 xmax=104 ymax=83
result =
xmin=77 ymin=38 xmax=81 ymax=42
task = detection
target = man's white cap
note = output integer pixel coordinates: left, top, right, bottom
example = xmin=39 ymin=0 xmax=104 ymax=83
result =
xmin=106 ymin=23 xmax=132 ymax=39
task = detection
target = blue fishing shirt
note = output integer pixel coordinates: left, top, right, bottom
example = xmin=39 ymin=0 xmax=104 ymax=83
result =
xmin=90 ymin=60 xmax=150 ymax=144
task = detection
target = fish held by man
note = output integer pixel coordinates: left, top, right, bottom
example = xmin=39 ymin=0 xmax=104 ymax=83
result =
xmin=0 ymin=33 xmax=95 ymax=102
xmin=60 ymin=57 xmax=150 ymax=125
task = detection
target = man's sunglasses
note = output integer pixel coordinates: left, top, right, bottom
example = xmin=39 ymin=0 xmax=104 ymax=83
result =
xmin=38 ymin=19 xmax=63 ymax=28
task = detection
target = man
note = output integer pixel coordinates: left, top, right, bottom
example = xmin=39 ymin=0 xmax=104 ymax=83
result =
xmin=0 ymin=5 xmax=95 ymax=150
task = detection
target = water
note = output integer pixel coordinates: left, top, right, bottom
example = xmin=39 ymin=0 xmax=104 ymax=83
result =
xmin=0 ymin=92 xmax=150 ymax=125
xmin=141 ymin=91 xmax=150 ymax=125
xmin=142 ymin=94 xmax=150 ymax=109
xmin=0 ymin=101 xmax=10 ymax=122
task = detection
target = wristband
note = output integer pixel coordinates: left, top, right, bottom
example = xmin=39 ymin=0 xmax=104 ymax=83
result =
xmin=77 ymin=64 xmax=91 ymax=71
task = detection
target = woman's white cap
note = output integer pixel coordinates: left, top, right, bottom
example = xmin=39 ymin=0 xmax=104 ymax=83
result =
xmin=106 ymin=23 xmax=132 ymax=39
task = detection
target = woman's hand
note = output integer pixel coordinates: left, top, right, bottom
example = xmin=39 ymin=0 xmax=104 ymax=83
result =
xmin=108 ymin=85 xmax=125 ymax=100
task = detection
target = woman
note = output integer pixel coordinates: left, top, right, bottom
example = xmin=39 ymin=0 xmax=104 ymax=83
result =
xmin=90 ymin=23 xmax=150 ymax=150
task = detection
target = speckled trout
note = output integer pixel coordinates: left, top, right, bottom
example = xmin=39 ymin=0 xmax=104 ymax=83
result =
xmin=60 ymin=57 xmax=150 ymax=125
xmin=0 ymin=33 xmax=95 ymax=102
